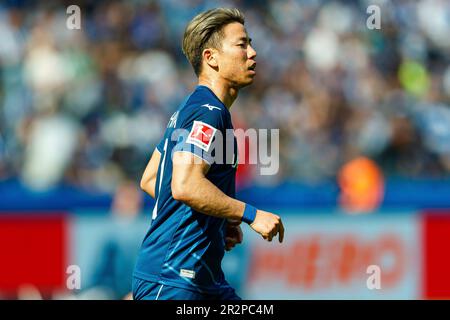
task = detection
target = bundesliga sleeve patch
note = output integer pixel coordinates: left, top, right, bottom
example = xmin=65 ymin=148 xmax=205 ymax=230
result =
xmin=186 ymin=121 xmax=217 ymax=152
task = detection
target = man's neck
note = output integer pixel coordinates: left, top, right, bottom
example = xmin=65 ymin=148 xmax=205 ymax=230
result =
xmin=198 ymin=76 xmax=238 ymax=110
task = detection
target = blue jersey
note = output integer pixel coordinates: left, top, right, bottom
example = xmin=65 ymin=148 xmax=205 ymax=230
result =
xmin=133 ymin=85 xmax=238 ymax=294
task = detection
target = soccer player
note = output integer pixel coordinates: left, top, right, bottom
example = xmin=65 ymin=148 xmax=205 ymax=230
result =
xmin=132 ymin=8 xmax=284 ymax=300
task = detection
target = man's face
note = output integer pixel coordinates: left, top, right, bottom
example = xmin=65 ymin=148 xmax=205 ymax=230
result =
xmin=214 ymin=22 xmax=257 ymax=88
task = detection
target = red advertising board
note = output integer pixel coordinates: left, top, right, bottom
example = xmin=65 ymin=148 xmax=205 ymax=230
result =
xmin=0 ymin=214 xmax=68 ymax=295
xmin=422 ymin=212 xmax=450 ymax=299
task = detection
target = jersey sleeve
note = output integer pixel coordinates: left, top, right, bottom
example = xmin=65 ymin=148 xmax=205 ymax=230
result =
xmin=173 ymin=106 xmax=225 ymax=165
xmin=155 ymin=137 xmax=165 ymax=153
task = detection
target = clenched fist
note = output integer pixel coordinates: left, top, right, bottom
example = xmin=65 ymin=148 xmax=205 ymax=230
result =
xmin=250 ymin=210 xmax=284 ymax=243
xmin=225 ymin=220 xmax=243 ymax=251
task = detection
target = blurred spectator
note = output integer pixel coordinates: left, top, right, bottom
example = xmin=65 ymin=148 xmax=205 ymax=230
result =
xmin=338 ymin=156 xmax=384 ymax=213
xmin=79 ymin=180 xmax=144 ymax=299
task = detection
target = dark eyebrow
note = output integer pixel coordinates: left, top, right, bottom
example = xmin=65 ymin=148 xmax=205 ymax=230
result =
xmin=237 ymin=37 xmax=252 ymax=44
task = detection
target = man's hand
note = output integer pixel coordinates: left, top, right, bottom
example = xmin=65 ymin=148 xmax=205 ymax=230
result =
xmin=224 ymin=220 xmax=243 ymax=251
xmin=250 ymin=210 xmax=284 ymax=243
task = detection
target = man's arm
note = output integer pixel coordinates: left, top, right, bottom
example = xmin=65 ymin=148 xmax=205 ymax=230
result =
xmin=172 ymin=151 xmax=284 ymax=242
xmin=140 ymin=148 xmax=161 ymax=198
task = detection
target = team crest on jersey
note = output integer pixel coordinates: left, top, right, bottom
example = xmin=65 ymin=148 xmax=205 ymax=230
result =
xmin=186 ymin=121 xmax=217 ymax=152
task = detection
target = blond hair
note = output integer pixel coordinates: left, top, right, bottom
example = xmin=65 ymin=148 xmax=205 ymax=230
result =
xmin=182 ymin=8 xmax=245 ymax=76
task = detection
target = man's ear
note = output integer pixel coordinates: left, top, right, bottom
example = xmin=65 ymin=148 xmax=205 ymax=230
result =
xmin=203 ymin=48 xmax=219 ymax=68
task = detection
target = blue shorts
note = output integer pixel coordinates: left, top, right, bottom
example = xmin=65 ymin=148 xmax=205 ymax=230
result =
xmin=132 ymin=276 xmax=241 ymax=300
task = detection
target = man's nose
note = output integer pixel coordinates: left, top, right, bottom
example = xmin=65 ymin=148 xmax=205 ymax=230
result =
xmin=248 ymin=44 xmax=257 ymax=59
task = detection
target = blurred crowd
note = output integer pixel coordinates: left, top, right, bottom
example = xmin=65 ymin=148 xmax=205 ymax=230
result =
xmin=0 ymin=0 xmax=450 ymax=193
